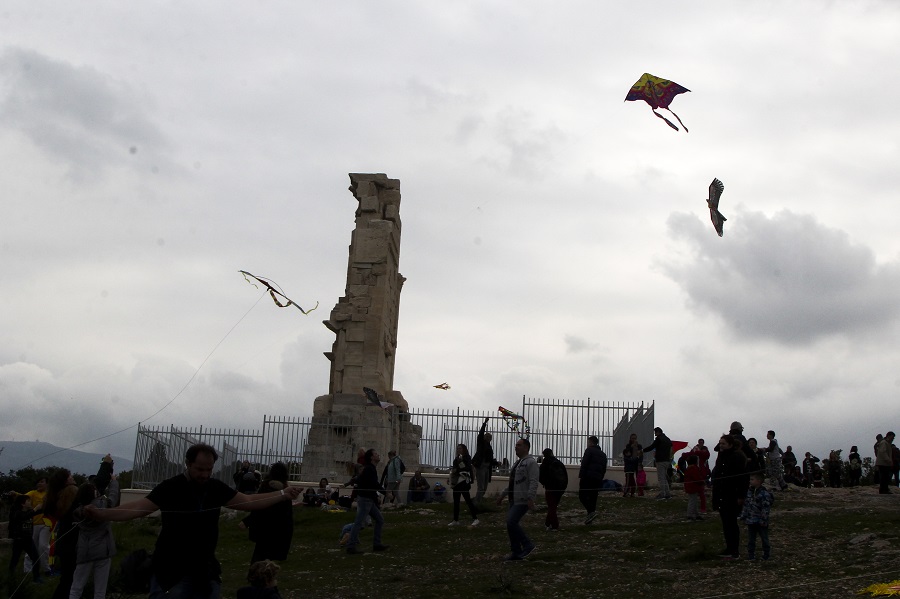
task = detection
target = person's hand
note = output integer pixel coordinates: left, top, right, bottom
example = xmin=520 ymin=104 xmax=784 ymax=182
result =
xmin=285 ymin=486 xmax=302 ymax=501
xmin=496 ymin=496 xmax=504 ymax=506
xmin=83 ymin=504 xmax=100 ymax=520
xmin=238 ymin=521 xmax=247 ymax=529
xmin=527 ymin=498 xmax=536 ymax=511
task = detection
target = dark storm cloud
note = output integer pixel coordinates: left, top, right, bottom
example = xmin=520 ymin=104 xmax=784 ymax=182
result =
xmin=661 ymin=209 xmax=900 ymax=344
xmin=0 ymin=47 xmax=164 ymax=179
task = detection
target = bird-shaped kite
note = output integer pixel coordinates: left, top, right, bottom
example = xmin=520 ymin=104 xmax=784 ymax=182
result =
xmin=239 ymin=270 xmax=319 ymax=315
xmin=433 ymin=383 xmax=450 ymax=390
xmin=363 ymin=387 xmax=392 ymax=409
xmin=706 ymin=178 xmax=726 ymax=237
xmin=625 ymin=73 xmax=690 ymax=132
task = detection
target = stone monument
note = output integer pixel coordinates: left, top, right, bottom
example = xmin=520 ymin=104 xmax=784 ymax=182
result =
xmin=301 ymin=173 xmax=422 ymax=481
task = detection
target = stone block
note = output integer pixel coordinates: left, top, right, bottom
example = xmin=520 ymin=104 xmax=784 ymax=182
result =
xmin=359 ymin=196 xmax=379 ymax=212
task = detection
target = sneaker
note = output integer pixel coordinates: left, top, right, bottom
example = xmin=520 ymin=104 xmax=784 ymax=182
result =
xmin=521 ymin=545 xmax=536 ymax=559
xmin=448 ymin=520 xmax=461 ymax=527
xmin=503 ymin=553 xmax=523 ymax=561
xmin=470 ymin=519 xmax=480 ymax=527
xmin=717 ymin=551 xmax=736 ymax=559
xmin=585 ymin=511 xmax=598 ymax=524
xmin=346 ymin=546 xmax=362 ymax=555
xmin=373 ymin=544 xmax=389 ymax=552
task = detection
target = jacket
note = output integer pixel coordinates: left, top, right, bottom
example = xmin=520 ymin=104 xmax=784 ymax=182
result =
xmin=505 ymin=455 xmax=539 ymax=505
xmin=740 ymin=485 xmax=774 ymax=526
xmin=579 ymin=445 xmax=608 ymax=481
xmin=645 ymin=433 xmax=673 ymax=462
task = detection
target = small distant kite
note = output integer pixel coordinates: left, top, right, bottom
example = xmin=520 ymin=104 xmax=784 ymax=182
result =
xmin=625 ymin=73 xmax=690 ymax=132
xmin=433 ymin=383 xmax=451 ymax=390
xmin=498 ymin=406 xmax=531 ymax=439
xmin=239 ymin=270 xmax=319 ymax=315
xmin=706 ymin=178 xmax=726 ymax=237
xmin=363 ymin=387 xmax=392 ymax=409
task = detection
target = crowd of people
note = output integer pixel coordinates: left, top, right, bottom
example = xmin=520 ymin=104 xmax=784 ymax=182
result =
xmin=4 ymin=423 xmax=897 ymax=597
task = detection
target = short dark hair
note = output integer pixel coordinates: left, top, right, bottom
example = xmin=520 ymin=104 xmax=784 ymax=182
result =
xmin=519 ymin=437 xmax=531 ymax=450
xmin=587 ymin=435 xmax=599 ymax=445
xmin=749 ymin=471 xmax=764 ymax=481
xmin=364 ymin=448 xmax=377 ymax=464
xmin=185 ymin=443 xmax=218 ymax=464
xmin=686 ymin=454 xmax=698 ymax=465
xmin=768 ymin=430 xmax=776 ymax=437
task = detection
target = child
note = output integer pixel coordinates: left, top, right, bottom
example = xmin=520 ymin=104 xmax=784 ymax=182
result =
xmin=237 ymin=559 xmax=283 ymax=599
xmin=739 ymin=472 xmax=774 ymax=560
xmin=7 ymin=495 xmax=43 ymax=583
xmin=683 ymin=454 xmax=705 ymax=521
xmin=70 ymin=480 xmax=119 ymax=599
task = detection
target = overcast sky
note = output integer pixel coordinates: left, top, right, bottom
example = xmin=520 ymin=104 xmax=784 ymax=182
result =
xmin=2 ymin=1 xmax=899 ymax=467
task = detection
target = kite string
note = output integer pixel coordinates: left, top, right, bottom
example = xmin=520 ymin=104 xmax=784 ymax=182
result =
xmin=16 ymin=291 xmax=269 ymax=469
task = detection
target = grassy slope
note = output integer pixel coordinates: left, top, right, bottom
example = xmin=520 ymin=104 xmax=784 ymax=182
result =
xmin=3 ymin=485 xmax=899 ymax=599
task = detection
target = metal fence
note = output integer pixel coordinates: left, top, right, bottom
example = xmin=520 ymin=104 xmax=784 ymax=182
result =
xmin=132 ymin=398 xmax=654 ymax=487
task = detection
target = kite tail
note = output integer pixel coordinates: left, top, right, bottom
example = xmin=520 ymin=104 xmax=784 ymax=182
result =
xmin=666 ymin=108 xmax=688 ymax=133
xmin=652 ymin=109 xmax=679 ymax=131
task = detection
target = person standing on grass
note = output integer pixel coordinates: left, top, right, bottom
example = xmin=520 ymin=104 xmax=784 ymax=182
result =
xmin=448 ymin=443 xmax=480 ymax=527
xmin=84 ymin=443 xmax=301 ymax=599
xmin=739 ymin=472 xmax=774 ymax=560
xmin=472 ymin=417 xmax=495 ymax=502
xmin=497 ymin=437 xmax=539 ymax=561
xmin=644 ymin=427 xmax=673 ymax=500
xmin=578 ymin=435 xmax=607 ymax=524
xmin=538 ymin=447 xmax=568 ymax=531
xmin=683 ymin=454 xmax=705 ymax=521
xmin=621 ymin=434 xmax=643 ymax=498
xmin=346 ymin=449 xmax=389 ymax=555
xmin=764 ymin=430 xmax=788 ymax=491
xmin=380 ymin=450 xmax=404 ymax=506
xmin=712 ymin=434 xmax=749 ymax=560
xmin=876 ymin=432 xmax=895 ymax=494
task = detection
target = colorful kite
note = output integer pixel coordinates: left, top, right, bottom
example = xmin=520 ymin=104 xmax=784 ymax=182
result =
xmin=498 ymin=406 xmax=531 ymax=439
xmin=239 ymin=270 xmax=319 ymax=315
xmin=706 ymin=178 xmax=726 ymax=237
xmin=625 ymin=73 xmax=690 ymax=132
xmin=433 ymin=382 xmax=450 ymax=390
xmin=363 ymin=387 xmax=392 ymax=409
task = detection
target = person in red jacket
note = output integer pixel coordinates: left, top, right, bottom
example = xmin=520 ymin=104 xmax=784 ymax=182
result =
xmin=684 ymin=439 xmax=711 ymax=514
xmin=683 ymin=455 xmax=705 ymax=521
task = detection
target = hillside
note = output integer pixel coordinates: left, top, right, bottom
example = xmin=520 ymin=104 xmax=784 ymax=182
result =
xmin=0 ymin=441 xmax=133 ymax=475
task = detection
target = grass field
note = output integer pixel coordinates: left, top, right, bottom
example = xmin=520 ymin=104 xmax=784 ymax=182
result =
xmin=3 ymin=484 xmax=900 ymax=599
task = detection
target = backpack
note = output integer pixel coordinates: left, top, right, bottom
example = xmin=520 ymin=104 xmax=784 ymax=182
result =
xmin=398 ymin=457 xmax=406 ymax=475
xmin=550 ymin=458 xmax=568 ymax=490
xmin=116 ymin=548 xmax=153 ymax=593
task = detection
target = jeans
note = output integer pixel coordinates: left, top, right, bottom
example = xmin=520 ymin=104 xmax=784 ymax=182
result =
xmin=452 ymin=487 xmax=478 ymax=521
xmin=9 ymin=536 xmax=41 ymax=582
xmin=719 ymin=502 xmax=741 ymax=556
xmin=578 ymin=477 xmax=601 ymax=513
xmin=656 ymin=461 xmax=671 ymax=497
xmin=747 ymin=523 xmax=770 ymax=558
xmin=686 ymin=493 xmax=700 ymax=519
xmin=475 ymin=463 xmax=492 ymax=502
xmin=544 ymin=490 xmax=563 ymax=529
xmin=505 ymin=503 xmax=533 ymax=557
xmin=347 ymin=497 xmax=384 ymax=549
xmin=149 ymin=575 xmax=221 ymax=599
xmin=70 ymin=558 xmax=112 ymax=599
xmin=24 ymin=524 xmax=49 ymax=574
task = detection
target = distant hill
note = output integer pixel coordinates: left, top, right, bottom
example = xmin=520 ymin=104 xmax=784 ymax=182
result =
xmin=0 ymin=441 xmax=133 ymax=475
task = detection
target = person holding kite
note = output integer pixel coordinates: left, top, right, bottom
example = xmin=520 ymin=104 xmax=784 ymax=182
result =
xmin=472 ymin=417 xmax=495 ymax=503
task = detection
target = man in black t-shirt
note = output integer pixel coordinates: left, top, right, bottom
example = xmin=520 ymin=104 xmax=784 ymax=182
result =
xmin=86 ymin=443 xmax=300 ymax=598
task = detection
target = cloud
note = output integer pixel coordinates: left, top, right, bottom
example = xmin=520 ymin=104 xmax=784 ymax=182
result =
xmin=564 ymin=334 xmax=598 ymax=354
xmin=0 ymin=47 xmax=166 ymax=181
xmin=660 ymin=209 xmax=900 ymax=344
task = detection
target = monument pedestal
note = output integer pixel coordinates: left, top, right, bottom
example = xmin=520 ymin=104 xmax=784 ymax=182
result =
xmin=301 ymin=174 xmax=421 ymax=482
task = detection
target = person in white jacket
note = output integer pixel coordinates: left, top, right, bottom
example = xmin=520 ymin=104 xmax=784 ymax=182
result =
xmin=496 ymin=437 xmax=539 ymax=561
